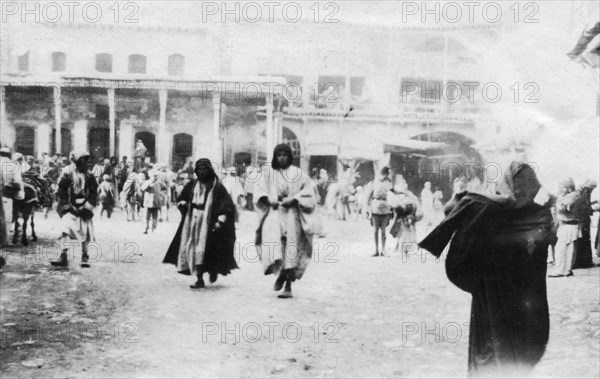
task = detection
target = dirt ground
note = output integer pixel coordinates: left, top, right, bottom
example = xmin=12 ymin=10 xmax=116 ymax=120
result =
xmin=1 ymin=207 xmax=599 ymax=378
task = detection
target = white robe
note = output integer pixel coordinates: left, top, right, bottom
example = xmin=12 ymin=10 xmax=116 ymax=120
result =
xmin=254 ymin=165 xmax=317 ymax=279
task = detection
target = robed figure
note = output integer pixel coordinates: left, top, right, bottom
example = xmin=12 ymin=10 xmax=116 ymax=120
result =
xmin=254 ymin=144 xmax=317 ymax=298
xmin=163 ymin=159 xmax=238 ymax=289
xmin=419 ymin=162 xmax=555 ymax=377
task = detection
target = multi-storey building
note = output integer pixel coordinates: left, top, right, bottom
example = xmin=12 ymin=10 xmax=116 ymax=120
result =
xmin=1 ymin=19 xmax=502 ymax=196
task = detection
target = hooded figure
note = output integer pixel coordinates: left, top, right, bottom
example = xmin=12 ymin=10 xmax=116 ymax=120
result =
xmin=163 ymin=158 xmax=238 ymax=288
xmin=419 ymin=162 xmax=555 ymax=377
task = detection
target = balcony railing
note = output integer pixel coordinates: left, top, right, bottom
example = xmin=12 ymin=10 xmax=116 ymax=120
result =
xmin=280 ymin=99 xmax=487 ymax=122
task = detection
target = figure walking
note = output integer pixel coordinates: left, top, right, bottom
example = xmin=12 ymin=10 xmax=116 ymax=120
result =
xmin=254 ymin=144 xmax=317 ymax=298
xmin=366 ymin=167 xmax=393 ymax=257
xmin=163 ymin=159 xmax=238 ymax=288
xmin=51 ymin=152 xmax=98 ymax=268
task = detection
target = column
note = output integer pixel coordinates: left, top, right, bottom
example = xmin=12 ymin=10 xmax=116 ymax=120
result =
xmin=36 ymin=123 xmax=51 ymax=158
xmin=441 ymin=31 xmax=449 ymax=119
xmin=158 ymin=89 xmax=169 ymax=164
xmin=344 ymin=76 xmax=351 ymax=110
xmin=53 ymin=85 xmax=61 ymax=154
xmin=118 ymin=121 xmax=134 ymax=161
xmin=0 ymin=86 xmax=4 ymax=122
xmin=73 ymin=120 xmax=88 ymax=153
xmin=108 ymin=88 xmax=116 ymax=157
xmin=275 ymin=97 xmax=283 ymax=143
xmin=344 ymin=29 xmax=352 ymax=110
xmin=212 ymin=93 xmax=222 ymax=166
xmin=0 ymin=85 xmax=14 ymax=148
xmin=265 ymin=94 xmax=274 ymax=164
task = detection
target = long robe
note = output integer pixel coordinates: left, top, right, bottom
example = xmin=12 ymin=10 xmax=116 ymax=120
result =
xmin=573 ymin=187 xmax=594 ymax=269
xmin=254 ymin=165 xmax=317 ymax=280
xmin=56 ymin=169 xmax=99 ymax=244
xmin=163 ymin=179 xmax=238 ymax=276
xmin=420 ymin=192 xmax=553 ymax=376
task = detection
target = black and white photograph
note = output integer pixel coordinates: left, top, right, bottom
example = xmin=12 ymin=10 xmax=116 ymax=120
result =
xmin=0 ymin=1 xmax=599 ymax=377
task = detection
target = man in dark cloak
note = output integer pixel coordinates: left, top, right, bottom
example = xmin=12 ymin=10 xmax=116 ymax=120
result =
xmin=419 ymin=162 xmax=555 ymax=377
xmin=163 ymin=158 xmax=238 ymax=288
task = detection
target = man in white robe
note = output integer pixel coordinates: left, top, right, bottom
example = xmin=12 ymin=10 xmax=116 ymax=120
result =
xmin=254 ymin=144 xmax=318 ymax=298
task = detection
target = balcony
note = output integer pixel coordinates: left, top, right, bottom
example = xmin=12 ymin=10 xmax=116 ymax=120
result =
xmin=280 ymin=97 xmax=487 ymax=123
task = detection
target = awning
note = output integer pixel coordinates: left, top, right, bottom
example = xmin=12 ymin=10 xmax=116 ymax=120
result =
xmin=339 ymin=144 xmax=382 ymax=161
xmin=305 ymin=142 xmax=339 ymax=156
xmin=384 ymin=139 xmax=448 ymax=154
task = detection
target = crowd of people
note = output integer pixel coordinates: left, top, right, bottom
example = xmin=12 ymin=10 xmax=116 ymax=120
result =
xmin=1 ymin=142 xmax=599 ymax=376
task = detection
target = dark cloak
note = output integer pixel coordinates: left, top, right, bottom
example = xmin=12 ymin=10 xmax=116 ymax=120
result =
xmin=163 ymin=179 xmax=239 ymax=276
xmin=572 ymin=185 xmax=595 ymax=269
xmin=419 ymin=163 xmax=554 ymax=375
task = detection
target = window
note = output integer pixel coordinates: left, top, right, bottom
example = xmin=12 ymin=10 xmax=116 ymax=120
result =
xmin=52 ymin=52 xmax=66 ymax=72
xmin=168 ymin=54 xmax=185 ymax=76
xmin=96 ymin=104 xmax=109 ymax=120
xmin=96 ymin=53 xmax=113 ymax=73
xmin=15 ymin=126 xmax=34 ymax=156
xmin=128 ymin=54 xmax=147 ymax=74
xmin=350 ymin=77 xmax=365 ymax=97
xmin=18 ymin=52 xmax=29 ymax=71
xmin=400 ymin=78 xmax=443 ymax=104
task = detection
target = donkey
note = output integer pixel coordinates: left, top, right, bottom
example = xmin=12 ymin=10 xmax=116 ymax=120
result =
xmin=12 ymin=173 xmax=53 ymax=246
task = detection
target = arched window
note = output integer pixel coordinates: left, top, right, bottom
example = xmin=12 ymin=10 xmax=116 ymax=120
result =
xmin=168 ymin=54 xmax=185 ymax=76
xmin=128 ymin=54 xmax=147 ymax=74
xmin=52 ymin=52 xmax=66 ymax=72
xmin=96 ymin=53 xmax=113 ymax=73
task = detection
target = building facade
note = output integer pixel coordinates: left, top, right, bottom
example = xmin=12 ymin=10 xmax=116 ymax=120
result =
xmin=1 ymin=20 xmax=501 ymax=196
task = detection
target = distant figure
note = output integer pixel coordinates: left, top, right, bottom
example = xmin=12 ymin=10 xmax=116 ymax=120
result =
xmin=549 ymin=178 xmax=581 ymax=277
xmin=317 ymin=168 xmax=329 ymax=206
xmin=591 ymin=186 xmax=599 ymax=256
xmin=222 ymin=167 xmax=246 ymax=223
xmin=420 ymin=181 xmax=435 ymax=228
xmin=432 ymin=186 xmax=445 ymax=225
xmin=98 ymin=174 xmax=116 ymax=219
xmin=141 ymin=169 xmax=166 ymax=234
xmin=572 ymin=179 xmax=597 ymax=269
xmin=1 ymin=147 xmax=22 ymax=247
xmin=390 ymin=182 xmax=421 ymax=254
xmin=366 ymin=167 xmax=393 ymax=257
xmin=121 ymin=163 xmax=141 ymax=222
xmin=15 ymin=153 xmax=31 ymax=173
xmin=92 ymin=158 xmax=104 ymax=183
xmin=134 ymin=140 xmax=147 ymax=161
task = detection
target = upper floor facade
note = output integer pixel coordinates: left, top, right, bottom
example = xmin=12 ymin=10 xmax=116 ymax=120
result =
xmin=1 ymin=20 xmax=502 ymax=122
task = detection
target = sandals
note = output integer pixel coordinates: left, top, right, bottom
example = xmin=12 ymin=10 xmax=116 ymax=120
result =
xmin=190 ymin=279 xmax=205 ymax=289
xmin=274 ymin=275 xmax=286 ymax=291
xmin=277 ymin=290 xmax=293 ymax=299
